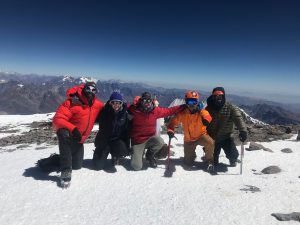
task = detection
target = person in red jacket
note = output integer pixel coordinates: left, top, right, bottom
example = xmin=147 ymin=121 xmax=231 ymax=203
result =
xmin=52 ymin=81 xmax=104 ymax=187
xmin=128 ymin=92 xmax=184 ymax=171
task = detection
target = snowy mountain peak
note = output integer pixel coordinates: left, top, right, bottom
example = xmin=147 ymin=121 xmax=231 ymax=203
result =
xmin=79 ymin=76 xmax=98 ymax=84
xmin=239 ymin=108 xmax=268 ymax=125
xmin=62 ymin=75 xmax=75 ymax=82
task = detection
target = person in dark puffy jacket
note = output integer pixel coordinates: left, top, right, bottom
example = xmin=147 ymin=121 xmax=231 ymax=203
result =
xmin=128 ymin=92 xmax=184 ymax=171
xmin=52 ymin=81 xmax=104 ymax=186
xmin=93 ymin=91 xmax=130 ymax=171
xmin=206 ymin=87 xmax=247 ymax=167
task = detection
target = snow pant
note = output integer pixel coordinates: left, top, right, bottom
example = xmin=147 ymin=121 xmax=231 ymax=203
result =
xmin=57 ymin=128 xmax=84 ymax=171
xmin=213 ymin=137 xmax=239 ymax=164
xmin=93 ymin=139 xmax=129 ymax=170
xmin=183 ymin=134 xmax=214 ymax=166
xmin=131 ymin=135 xmax=164 ymax=171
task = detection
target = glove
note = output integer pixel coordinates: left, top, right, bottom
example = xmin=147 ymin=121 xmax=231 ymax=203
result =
xmin=167 ymin=129 xmax=175 ymax=139
xmin=239 ymin=131 xmax=247 ymax=142
xmin=202 ymin=118 xmax=210 ymax=127
xmin=197 ymin=101 xmax=204 ymax=110
xmin=72 ymin=128 xmax=82 ymax=142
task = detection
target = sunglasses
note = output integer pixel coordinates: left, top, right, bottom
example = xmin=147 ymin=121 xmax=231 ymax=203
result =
xmin=186 ymin=99 xmax=198 ymax=106
xmin=141 ymin=98 xmax=152 ymax=103
xmin=85 ymin=86 xmax=97 ymax=94
xmin=110 ymin=101 xmax=122 ymax=105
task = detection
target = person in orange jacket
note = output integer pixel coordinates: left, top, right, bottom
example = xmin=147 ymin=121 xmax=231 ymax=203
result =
xmin=52 ymin=81 xmax=104 ymax=187
xmin=167 ymin=90 xmax=215 ymax=171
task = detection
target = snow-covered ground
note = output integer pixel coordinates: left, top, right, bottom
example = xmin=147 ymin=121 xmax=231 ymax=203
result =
xmin=0 ymin=114 xmax=299 ymax=225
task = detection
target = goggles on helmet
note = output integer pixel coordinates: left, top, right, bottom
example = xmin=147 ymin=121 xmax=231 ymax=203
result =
xmin=185 ymin=99 xmax=198 ymax=106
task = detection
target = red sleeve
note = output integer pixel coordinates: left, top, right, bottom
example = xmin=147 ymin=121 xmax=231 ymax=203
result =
xmin=52 ymin=100 xmax=76 ymax=132
xmin=154 ymin=105 xmax=183 ymax=119
xmin=167 ymin=112 xmax=182 ymax=131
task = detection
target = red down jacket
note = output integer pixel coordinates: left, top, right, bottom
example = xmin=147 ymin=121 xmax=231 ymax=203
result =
xmin=128 ymin=105 xmax=183 ymax=145
xmin=52 ymin=84 xmax=104 ymax=143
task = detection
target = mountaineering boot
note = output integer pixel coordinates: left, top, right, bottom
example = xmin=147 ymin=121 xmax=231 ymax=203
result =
xmin=60 ymin=169 xmax=72 ymax=189
xmin=229 ymin=160 xmax=237 ymax=167
xmin=146 ymin=151 xmax=157 ymax=168
xmin=36 ymin=153 xmax=60 ymax=173
xmin=111 ymin=156 xmax=120 ymax=166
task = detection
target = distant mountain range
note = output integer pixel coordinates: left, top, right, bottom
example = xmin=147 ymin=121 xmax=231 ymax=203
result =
xmin=0 ymin=72 xmax=300 ymax=125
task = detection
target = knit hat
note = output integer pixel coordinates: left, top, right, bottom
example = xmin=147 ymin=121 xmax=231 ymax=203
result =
xmin=212 ymin=87 xmax=225 ymax=95
xmin=109 ymin=91 xmax=123 ymax=102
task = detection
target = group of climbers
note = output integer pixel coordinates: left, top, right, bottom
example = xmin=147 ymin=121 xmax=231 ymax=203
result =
xmin=49 ymin=81 xmax=247 ymax=188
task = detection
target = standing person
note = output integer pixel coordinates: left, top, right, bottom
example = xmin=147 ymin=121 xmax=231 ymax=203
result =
xmin=128 ymin=92 xmax=184 ymax=171
xmin=52 ymin=81 xmax=104 ymax=188
xmin=93 ymin=91 xmax=130 ymax=171
xmin=205 ymin=87 xmax=247 ymax=167
xmin=167 ymin=90 xmax=215 ymax=171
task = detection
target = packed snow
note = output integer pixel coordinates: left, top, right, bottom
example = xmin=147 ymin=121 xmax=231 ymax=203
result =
xmin=0 ymin=114 xmax=299 ymax=225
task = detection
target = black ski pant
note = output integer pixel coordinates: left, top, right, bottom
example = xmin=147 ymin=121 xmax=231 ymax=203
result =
xmin=57 ymin=128 xmax=84 ymax=171
xmin=93 ymin=139 xmax=128 ymax=170
xmin=214 ymin=137 xmax=239 ymax=164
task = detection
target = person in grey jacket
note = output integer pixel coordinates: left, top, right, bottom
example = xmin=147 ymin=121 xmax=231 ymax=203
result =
xmin=206 ymin=87 xmax=247 ymax=167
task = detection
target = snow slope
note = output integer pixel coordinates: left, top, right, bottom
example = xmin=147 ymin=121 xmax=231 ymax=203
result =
xmin=0 ymin=115 xmax=299 ymax=225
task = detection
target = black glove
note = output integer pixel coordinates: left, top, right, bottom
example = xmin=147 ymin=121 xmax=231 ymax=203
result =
xmin=167 ymin=129 xmax=175 ymax=139
xmin=202 ymin=118 xmax=210 ymax=127
xmin=72 ymin=128 xmax=82 ymax=142
xmin=239 ymin=131 xmax=247 ymax=142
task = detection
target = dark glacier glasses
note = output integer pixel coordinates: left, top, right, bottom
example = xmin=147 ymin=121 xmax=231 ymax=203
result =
xmin=141 ymin=98 xmax=152 ymax=103
xmin=85 ymin=86 xmax=97 ymax=94
xmin=110 ymin=101 xmax=122 ymax=105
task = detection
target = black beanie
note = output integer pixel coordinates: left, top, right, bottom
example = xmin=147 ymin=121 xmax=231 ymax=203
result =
xmin=141 ymin=92 xmax=152 ymax=100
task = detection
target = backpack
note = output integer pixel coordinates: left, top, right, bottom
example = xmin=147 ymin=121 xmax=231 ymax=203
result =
xmin=36 ymin=153 xmax=60 ymax=173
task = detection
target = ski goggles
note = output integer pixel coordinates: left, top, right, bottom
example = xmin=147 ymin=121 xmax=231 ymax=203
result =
xmin=185 ymin=99 xmax=198 ymax=106
xmin=85 ymin=86 xmax=97 ymax=94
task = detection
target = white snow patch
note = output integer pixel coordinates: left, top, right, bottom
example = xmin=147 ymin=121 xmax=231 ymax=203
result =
xmin=0 ymin=114 xmax=299 ymax=225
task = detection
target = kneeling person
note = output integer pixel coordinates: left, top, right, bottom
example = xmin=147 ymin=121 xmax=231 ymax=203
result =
xmin=93 ymin=91 xmax=130 ymax=171
xmin=167 ymin=91 xmax=215 ymax=171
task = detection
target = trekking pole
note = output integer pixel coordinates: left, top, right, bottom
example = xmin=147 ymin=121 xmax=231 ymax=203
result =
xmin=240 ymin=142 xmax=245 ymax=175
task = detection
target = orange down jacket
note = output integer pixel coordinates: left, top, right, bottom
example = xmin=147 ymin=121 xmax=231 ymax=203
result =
xmin=52 ymin=84 xmax=104 ymax=143
xmin=167 ymin=108 xmax=212 ymax=142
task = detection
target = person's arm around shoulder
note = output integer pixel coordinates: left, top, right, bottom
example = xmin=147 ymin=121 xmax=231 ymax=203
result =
xmin=155 ymin=104 xmax=185 ymax=119
xmin=200 ymin=108 xmax=212 ymax=127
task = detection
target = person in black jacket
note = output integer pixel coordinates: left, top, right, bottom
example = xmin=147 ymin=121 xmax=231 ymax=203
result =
xmin=93 ymin=91 xmax=130 ymax=171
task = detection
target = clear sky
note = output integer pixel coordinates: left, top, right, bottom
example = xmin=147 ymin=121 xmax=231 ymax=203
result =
xmin=0 ymin=0 xmax=299 ymax=103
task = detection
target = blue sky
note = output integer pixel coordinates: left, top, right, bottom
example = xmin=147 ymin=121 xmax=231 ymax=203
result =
xmin=0 ymin=0 xmax=300 ymax=103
